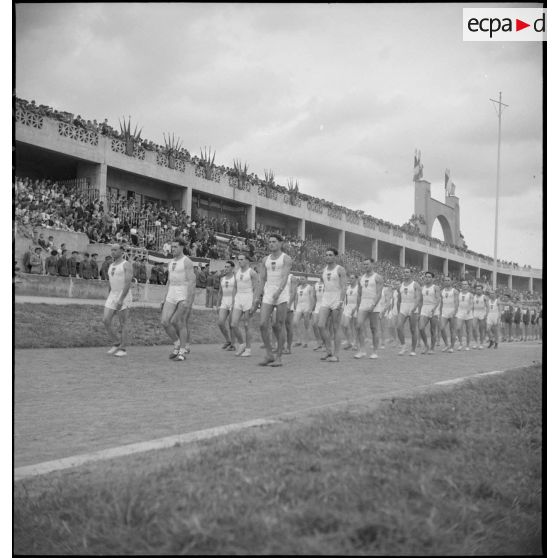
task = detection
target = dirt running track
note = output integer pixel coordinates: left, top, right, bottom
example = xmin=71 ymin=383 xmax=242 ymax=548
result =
xmin=14 ymin=342 xmax=542 ymax=469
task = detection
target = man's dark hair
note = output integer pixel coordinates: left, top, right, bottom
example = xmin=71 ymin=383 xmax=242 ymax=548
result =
xmin=92 ymin=253 xmax=98 ymax=257
xmin=269 ymin=234 xmax=283 ymax=242
xmin=425 ymin=271 xmax=434 ymax=277
xmin=48 ymin=235 xmax=54 ymax=240
xmin=326 ymin=248 xmax=338 ymax=256
xmin=72 ymin=251 xmax=78 ymax=255
xmin=226 ymin=260 xmax=235 ymax=267
xmin=34 ymin=247 xmax=41 ymax=252
xmin=84 ymin=252 xmax=89 ymax=257
xmin=363 ymin=257 xmax=374 ymax=263
xmin=173 ymin=237 xmax=187 ymax=247
xmin=51 ymin=250 xmax=58 ymax=256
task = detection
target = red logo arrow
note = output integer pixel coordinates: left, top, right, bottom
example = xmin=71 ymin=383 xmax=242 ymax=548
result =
xmin=516 ymin=18 xmax=530 ymax=31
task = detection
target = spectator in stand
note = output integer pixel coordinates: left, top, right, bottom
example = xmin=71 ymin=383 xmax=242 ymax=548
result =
xmin=47 ymin=235 xmax=56 ymax=251
xmin=80 ymin=252 xmax=93 ymax=279
xmin=100 ymin=255 xmax=112 ymax=280
xmin=57 ymin=249 xmax=70 ymax=277
xmin=29 ymin=247 xmax=44 ymax=274
xmin=91 ymin=253 xmax=99 ymax=279
xmin=69 ymin=251 xmax=80 ymax=277
xmin=37 ymin=233 xmax=48 ymax=250
xmin=197 ymin=264 xmax=208 ymax=290
xmin=45 ymin=250 xmax=59 ymax=276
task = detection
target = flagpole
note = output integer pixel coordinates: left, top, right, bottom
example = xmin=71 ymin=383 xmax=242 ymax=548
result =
xmin=490 ymin=92 xmax=508 ymax=291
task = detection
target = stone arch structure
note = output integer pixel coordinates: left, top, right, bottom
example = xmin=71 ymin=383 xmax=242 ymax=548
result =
xmin=413 ymin=179 xmax=463 ymax=247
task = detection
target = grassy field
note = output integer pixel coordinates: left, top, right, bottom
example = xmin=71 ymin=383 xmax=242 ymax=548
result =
xmin=14 ymin=365 xmax=542 ymax=555
xmin=15 ymin=303 xmax=265 ymax=349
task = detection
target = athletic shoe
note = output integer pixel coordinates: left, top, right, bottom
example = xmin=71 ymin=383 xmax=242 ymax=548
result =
xmin=235 ymin=343 xmax=246 ymax=356
xmin=107 ymin=345 xmax=119 ymax=355
xmin=169 ymin=348 xmax=180 ymax=359
xmin=465 ymin=347 xmax=470 ymax=351
xmin=379 ymin=345 xmax=385 ymax=350
xmin=184 ymin=345 xmax=191 ymax=354
xmin=222 ymin=342 xmax=231 ymax=349
xmin=421 ymin=349 xmax=428 ymax=355
xmin=471 ymin=344 xmax=477 ymax=350
xmin=441 ymin=346 xmax=449 ymax=353
xmin=428 ymin=349 xmax=434 ymax=355
xmin=175 ymin=350 xmax=186 ymax=361
xmin=326 ymin=355 xmax=340 ymax=362
xmin=448 ymin=348 xmax=454 ymax=353
xmin=313 ymin=345 xmax=323 ymax=351
xmin=369 ymin=353 xmax=378 ymax=359
xmin=343 ymin=344 xmax=353 ymax=351
xmin=302 ymin=343 xmax=308 ymax=348
xmin=113 ymin=349 xmax=127 ymax=357
xmin=320 ymin=353 xmax=333 ymax=361
xmin=226 ymin=345 xmax=236 ymax=351
xmin=456 ymin=345 xmax=462 ymax=351
xmin=409 ymin=351 xmax=416 ymax=356
xmin=494 ymin=342 xmax=498 ymax=349
xmin=398 ymin=346 xmax=407 ymax=356
xmin=487 ymin=340 xmax=494 ymax=348
xmin=353 ymin=351 xmax=366 ymax=359
xmin=240 ymin=348 xmax=252 ymax=357
xmin=293 ymin=342 xmax=302 ymax=347
xmin=478 ymin=345 xmax=484 ymax=350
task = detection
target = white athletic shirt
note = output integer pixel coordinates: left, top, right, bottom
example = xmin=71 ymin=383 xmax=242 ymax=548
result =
xmin=488 ymin=298 xmax=500 ymax=316
xmin=399 ymin=281 xmax=417 ymax=304
xmin=473 ymin=294 xmax=487 ymax=314
xmin=422 ymin=285 xmax=437 ymax=307
xmin=322 ymin=265 xmax=342 ymax=295
xmin=360 ymin=272 xmax=379 ymax=301
xmin=168 ymin=255 xmax=189 ymax=286
xmin=235 ymin=268 xmax=253 ymax=295
xmin=346 ymin=284 xmax=358 ymax=306
xmin=314 ymin=282 xmax=325 ymax=308
xmin=265 ymin=252 xmax=286 ymax=289
xmin=297 ymin=284 xmax=313 ymax=307
xmin=108 ymin=260 xmax=128 ymax=292
xmin=220 ymin=274 xmax=235 ymax=299
xmin=457 ymin=291 xmax=473 ymax=312
xmin=441 ymin=287 xmax=457 ymax=311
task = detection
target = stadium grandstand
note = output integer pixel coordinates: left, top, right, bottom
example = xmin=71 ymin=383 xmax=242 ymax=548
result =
xmin=14 ymin=96 xmax=542 ymax=301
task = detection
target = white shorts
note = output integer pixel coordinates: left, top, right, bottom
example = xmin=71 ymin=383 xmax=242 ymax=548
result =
xmin=262 ymin=285 xmax=289 ymax=306
xmin=166 ymin=285 xmax=188 ymax=305
xmin=321 ymin=292 xmax=343 ymax=311
xmin=105 ymin=290 xmax=132 ymax=311
xmin=487 ymin=315 xmax=499 ymax=327
xmin=295 ymin=303 xmax=311 ymax=314
xmin=359 ymin=299 xmax=378 ymax=313
xmin=473 ymin=311 xmax=487 ymax=320
xmin=420 ymin=304 xmax=437 ymax=318
xmin=399 ymin=302 xmax=417 ymax=317
xmin=343 ymin=304 xmax=357 ymax=318
xmin=220 ymin=297 xmax=233 ymax=312
xmin=234 ymin=292 xmax=253 ymax=313
xmin=456 ymin=310 xmax=473 ymax=321
xmin=441 ymin=310 xmax=456 ymax=320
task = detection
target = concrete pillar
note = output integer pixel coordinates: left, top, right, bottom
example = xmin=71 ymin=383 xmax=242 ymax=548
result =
xmin=77 ymin=161 xmax=107 ymax=201
xmin=399 ymin=246 xmax=406 ymax=267
xmin=298 ymin=218 xmax=306 ymax=240
xmin=247 ymin=204 xmax=256 ymax=232
xmin=529 ymin=276 xmax=533 ymax=292
xmin=508 ymin=275 xmax=513 ymax=290
xmin=338 ymin=230 xmax=346 ymax=254
xmin=460 ymin=262 xmax=466 ymax=279
xmin=476 ymin=267 xmax=481 ymax=279
xmin=180 ymin=187 xmax=192 ymax=216
xmin=443 ymin=258 xmax=449 ymax=276
xmin=371 ymin=238 xmax=378 ymax=261
xmin=422 ymin=253 xmax=429 ymax=272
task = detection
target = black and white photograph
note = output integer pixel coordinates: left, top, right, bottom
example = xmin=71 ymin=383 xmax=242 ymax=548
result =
xmin=12 ymin=2 xmax=545 ymax=554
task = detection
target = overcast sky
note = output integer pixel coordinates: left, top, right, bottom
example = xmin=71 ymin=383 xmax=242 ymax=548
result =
xmin=15 ymin=3 xmax=544 ymax=267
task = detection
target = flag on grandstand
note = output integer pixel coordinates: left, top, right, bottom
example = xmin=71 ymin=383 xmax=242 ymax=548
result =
xmin=413 ymin=149 xmax=423 ymax=181
xmin=445 ymin=168 xmax=456 ymax=197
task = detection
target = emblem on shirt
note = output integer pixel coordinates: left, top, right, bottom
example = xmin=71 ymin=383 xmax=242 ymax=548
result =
xmin=364 ymin=280 xmax=369 ymax=288
xmin=327 ymin=273 xmax=332 ymax=281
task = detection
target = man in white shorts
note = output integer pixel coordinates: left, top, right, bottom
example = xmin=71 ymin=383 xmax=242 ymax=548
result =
xmin=396 ymin=268 xmax=421 ymax=356
xmin=354 ymin=259 xmax=384 ymax=359
xmin=486 ymin=289 xmax=502 ymax=349
xmin=312 ymin=278 xmax=325 ymax=350
xmin=258 ymin=235 xmax=293 ymax=367
xmin=103 ymin=244 xmax=133 ymax=357
xmin=439 ymin=276 xmax=459 ymax=352
xmin=471 ymin=283 xmax=489 ymax=349
xmin=161 ymin=238 xmax=196 ymax=362
xmin=455 ymin=280 xmax=473 ymax=350
xmin=318 ymin=248 xmax=347 ymax=362
xmin=377 ymin=282 xmax=392 ymax=350
xmin=230 ymin=254 xmax=259 ymax=357
xmin=293 ymin=275 xmax=315 ymax=348
xmin=341 ymin=273 xmax=359 ymax=351
xmin=216 ymin=260 xmax=237 ymax=351
xmin=418 ymin=271 xmax=441 ymax=355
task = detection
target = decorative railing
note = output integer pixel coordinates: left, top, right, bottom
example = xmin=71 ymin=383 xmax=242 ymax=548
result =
xmin=327 ymin=207 xmax=344 ymax=220
xmin=58 ymin=122 xmax=99 ymax=146
xmin=194 ymin=165 xmax=221 ymax=182
xmin=228 ymin=176 xmax=252 ymax=192
xmin=282 ymin=194 xmax=302 ymax=207
xmin=378 ymin=225 xmax=391 ymax=234
xmin=110 ymin=139 xmax=145 ymax=160
xmin=307 ymin=200 xmax=324 ymax=214
xmin=417 ymin=238 xmax=427 ymax=245
xmin=405 ymin=234 xmax=415 ymax=241
xmin=156 ymin=153 xmax=186 ymax=172
xmin=15 ymin=108 xmax=44 ymax=129
xmin=393 ymin=230 xmax=403 ymax=238
xmin=345 ymin=212 xmax=361 ymax=225
xmin=258 ymin=185 xmax=279 ymax=200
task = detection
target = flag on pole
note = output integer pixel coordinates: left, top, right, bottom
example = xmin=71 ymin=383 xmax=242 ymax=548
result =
xmin=413 ymin=149 xmax=423 ymax=181
xmin=445 ymin=168 xmax=456 ymax=196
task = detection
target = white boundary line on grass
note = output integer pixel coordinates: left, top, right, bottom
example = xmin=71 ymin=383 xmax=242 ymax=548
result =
xmin=14 ymin=418 xmax=278 ymax=482
xmin=14 ymin=368 xmax=516 ymax=482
